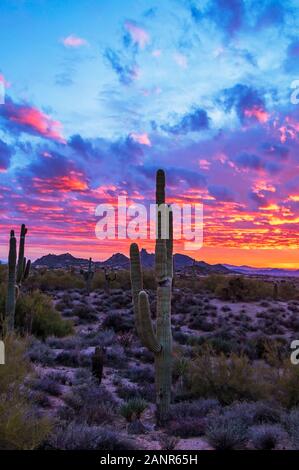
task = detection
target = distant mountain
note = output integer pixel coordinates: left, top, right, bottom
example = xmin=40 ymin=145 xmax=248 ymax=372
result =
xmin=224 ymin=264 xmax=299 ymax=277
xmin=104 ymin=253 xmax=129 ymax=268
xmin=33 ymin=253 xmax=87 ymax=268
xmin=33 ymin=250 xmax=230 ymax=273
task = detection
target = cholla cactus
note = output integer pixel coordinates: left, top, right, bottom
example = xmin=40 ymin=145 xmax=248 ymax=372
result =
xmin=5 ymin=224 xmax=31 ymax=331
xmin=130 ymin=169 xmax=173 ymax=425
xmin=80 ymin=257 xmax=94 ymax=294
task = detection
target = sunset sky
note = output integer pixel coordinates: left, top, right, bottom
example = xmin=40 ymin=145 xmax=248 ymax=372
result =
xmin=1 ymin=0 xmax=299 ymax=267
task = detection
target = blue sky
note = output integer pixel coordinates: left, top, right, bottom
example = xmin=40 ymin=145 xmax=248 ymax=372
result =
xmin=1 ymin=0 xmax=299 ymax=266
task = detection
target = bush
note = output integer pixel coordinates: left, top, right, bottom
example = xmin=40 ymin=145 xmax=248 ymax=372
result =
xmin=206 ymin=415 xmax=248 ymax=450
xmin=284 ymin=408 xmax=299 ymax=449
xmin=189 ymin=349 xmax=269 ymax=405
xmin=60 ymin=384 xmax=118 ymax=425
xmin=120 ymin=398 xmax=148 ymax=422
xmin=102 ymin=312 xmax=134 ymax=332
xmin=0 ymin=334 xmax=51 ymax=449
xmin=202 ymin=275 xmax=274 ymax=301
xmin=31 ymin=376 xmax=61 ymax=396
xmin=15 ymin=291 xmax=73 ymax=339
xmin=249 ymin=424 xmax=288 ymax=450
xmin=168 ymin=399 xmax=219 ymax=420
xmin=27 ymin=338 xmax=56 ymax=366
xmin=46 ymin=423 xmax=136 ymax=450
xmin=26 ymin=269 xmax=85 ymax=291
xmin=167 ymin=417 xmax=206 ymax=437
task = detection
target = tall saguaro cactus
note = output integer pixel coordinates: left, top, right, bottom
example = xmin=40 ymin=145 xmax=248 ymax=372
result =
xmin=130 ymin=169 xmax=173 ymax=425
xmin=5 ymin=224 xmax=31 ymax=331
xmin=6 ymin=230 xmax=17 ymax=332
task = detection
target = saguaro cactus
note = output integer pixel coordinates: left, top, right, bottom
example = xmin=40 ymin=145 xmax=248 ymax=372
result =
xmin=5 ymin=224 xmax=31 ymax=331
xmin=130 ymin=169 xmax=173 ymax=425
xmin=16 ymin=224 xmax=31 ymax=285
xmin=80 ymin=257 xmax=94 ymax=294
xmin=6 ymin=230 xmax=17 ymax=332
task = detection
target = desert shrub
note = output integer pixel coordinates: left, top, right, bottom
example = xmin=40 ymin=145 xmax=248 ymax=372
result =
xmin=60 ymin=383 xmax=118 ymax=425
xmin=30 ymin=376 xmax=61 ymax=396
xmin=125 ymin=364 xmax=154 ymax=384
xmin=283 ymin=408 xmax=299 ymax=449
xmin=55 ymin=350 xmax=90 ymax=368
xmin=116 ymin=382 xmax=140 ymax=400
xmin=120 ymin=398 xmax=148 ymax=422
xmin=46 ymin=422 xmax=136 ymax=450
xmin=168 ymin=398 xmax=220 ymax=420
xmin=79 ymin=328 xmax=116 ymax=348
xmin=102 ymin=312 xmax=134 ymax=332
xmin=249 ymin=424 xmax=288 ymax=450
xmin=188 ymin=349 xmax=269 ymax=405
xmin=106 ymin=345 xmax=127 ymax=368
xmin=72 ymin=305 xmax=97 ymax=322
xmin=26 ymin=269 xmax=85 ymax=291
xmin=0 ymin=335 xmax=51 ymax=449
xmin=228 ymin=401 xmax=283 ymax=426
xmin=167 ymin=417 xmax=206 ymax=437
xmin=27 ymin=338 xmax=56 ymax=366
xmin=15 ymin=291 xmax=73 ymax=339
xmin=202 ymin=275 xmax=273 ymax=301
xmin=206 ymin=415 xmax=248 ymax=450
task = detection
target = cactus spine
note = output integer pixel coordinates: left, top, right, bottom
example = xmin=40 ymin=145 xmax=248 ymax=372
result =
xmin=5 ymin=224 xmax=31 ymax=331
xmin=130 ymin=169 xmax=173 ymax=425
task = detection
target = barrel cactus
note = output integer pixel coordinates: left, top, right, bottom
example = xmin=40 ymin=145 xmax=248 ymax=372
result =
xmin=5 ymin=224 xmax=31 ymax=331
xmin=130 ymin=169 xmax=173 ymax=425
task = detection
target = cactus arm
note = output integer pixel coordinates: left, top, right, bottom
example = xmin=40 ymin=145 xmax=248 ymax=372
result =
xmin=130 ymin=243 xmax=143 ymax=335
xmin=16 ymin=224 xmax=27 ymax=284
xmin=138 ymin=291 xmax=161 ymax=353
xmin=166 ymin=208 xmax=173 ymax=278
xmin=6 ymin=230 xmax=17 ymax=331
xmin=24 ymin=260 xmax=31 ymax=280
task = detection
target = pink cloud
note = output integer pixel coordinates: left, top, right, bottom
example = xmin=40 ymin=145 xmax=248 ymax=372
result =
xmin=62 ymin=35 xmax=88 ymax=48
xmin=244 ymin=105 xmax=269 ymax=123
xmin=173 ymin=52 xmax=188 ymax=69
xmin=124 ymin=21 xmax=150 ymax=49
xmin=130 ymin=132 xmax=151 ymax=146
xmin=2 ymin=99 xmax=65 ymax=141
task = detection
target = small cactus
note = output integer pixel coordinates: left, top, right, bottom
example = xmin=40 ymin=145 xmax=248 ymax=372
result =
xmin=130 ymin=169 xmax=173 ymax=425
xmin=5 ymin=224 xmax=31 ymax=331
xmin=91 ymin=346 xmax=105 ymax=384
xmin=80 ymin=257 xmax=94 ymax=295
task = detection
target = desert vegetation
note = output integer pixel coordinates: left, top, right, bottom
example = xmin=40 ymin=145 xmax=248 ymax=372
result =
xmin=1 ymin=173 xmax=299 ymax=450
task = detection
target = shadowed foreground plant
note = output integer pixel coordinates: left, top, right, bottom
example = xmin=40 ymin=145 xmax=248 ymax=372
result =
xmin=0 ymin=334 xmax=51 ymax=449
xmin=5 ymin=225 xmax=31 ymax=332
xmin=130 ymin=169 xmax=173 ymax=425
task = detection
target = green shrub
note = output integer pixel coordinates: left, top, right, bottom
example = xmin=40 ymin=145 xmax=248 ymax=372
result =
xmin=0 ymin=334 xmax=51 ymax=449
xmin=15 ymin=291 xmax=73 ymax=339
xmin=188 ymin=348 xmax=270 ymax=405
xmin=26 ymin=269 xmax=85 ymax=291
xmin=202 ymin=275 xmax=276 ymax=301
